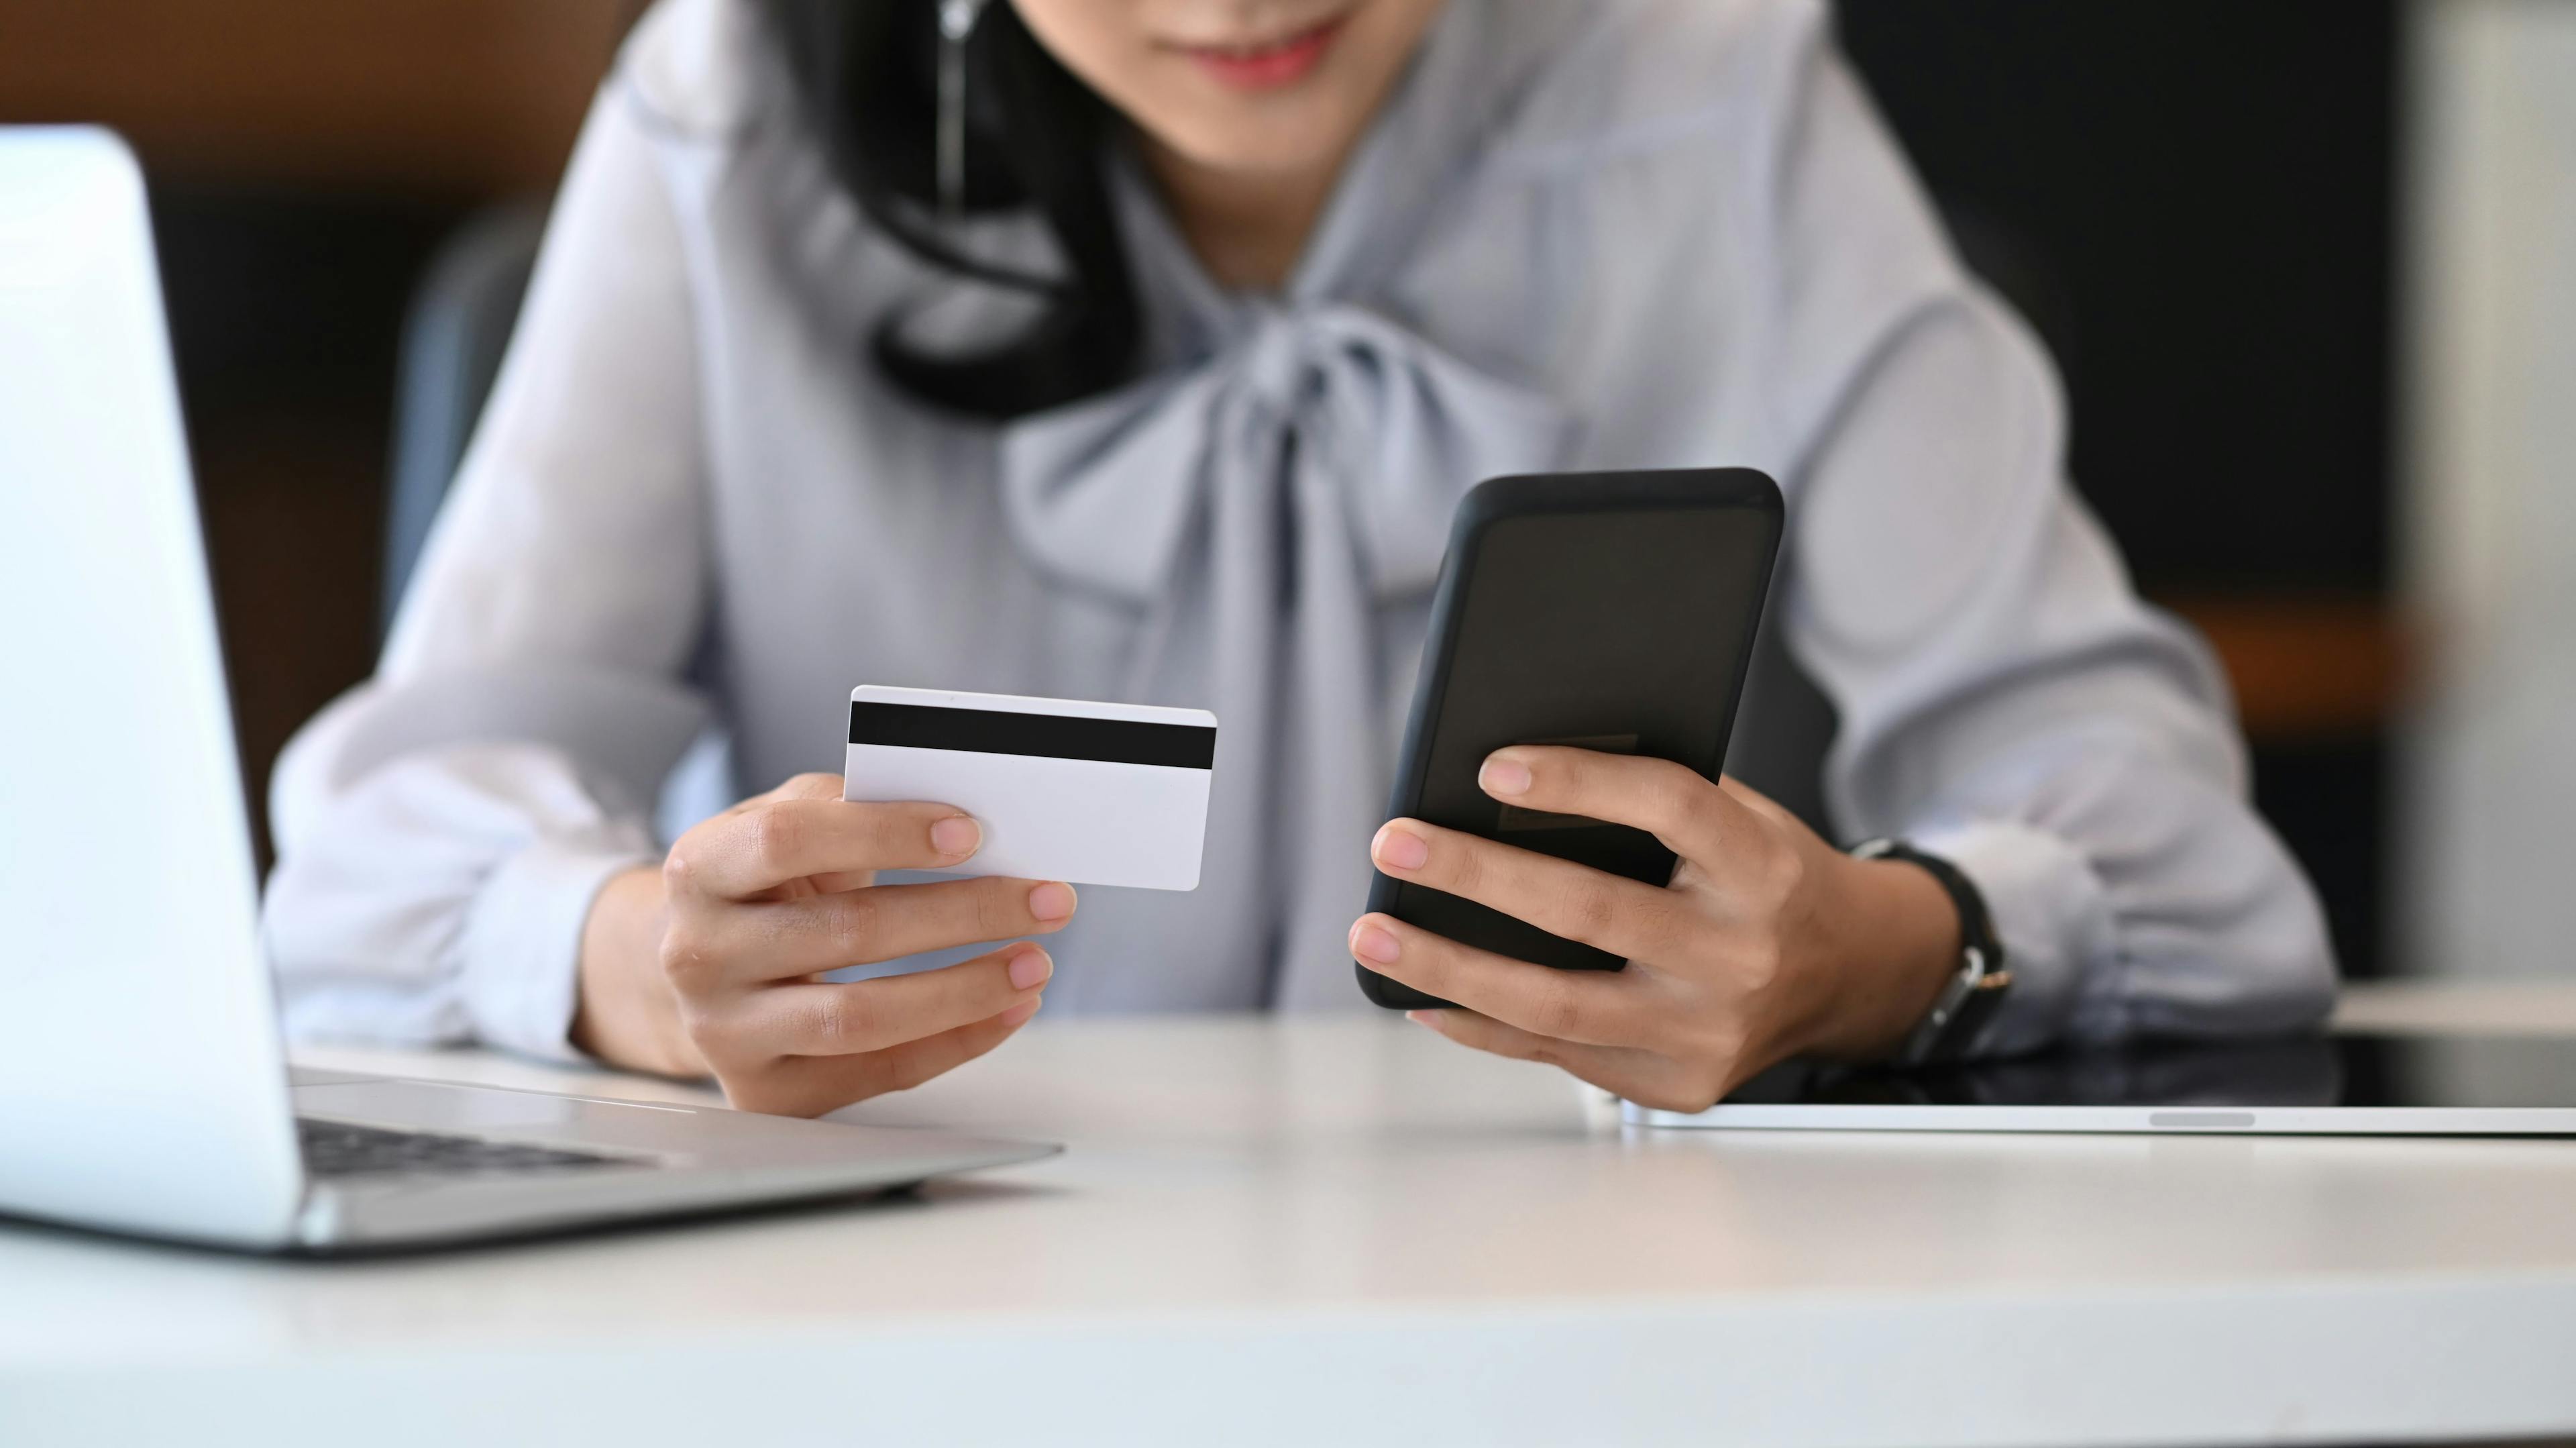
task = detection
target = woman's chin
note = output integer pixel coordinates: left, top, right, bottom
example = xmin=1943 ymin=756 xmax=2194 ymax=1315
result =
xmin=1138 ymin=93 xmax=1369 ymax=178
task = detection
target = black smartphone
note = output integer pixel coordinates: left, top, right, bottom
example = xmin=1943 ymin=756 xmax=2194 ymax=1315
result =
xmin=1356 ymin=468 xmax=1784 ymax=1009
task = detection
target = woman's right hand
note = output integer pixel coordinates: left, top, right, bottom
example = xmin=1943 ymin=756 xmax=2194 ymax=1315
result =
xmin=572 ymin=773 xmax=1075 ymax=1116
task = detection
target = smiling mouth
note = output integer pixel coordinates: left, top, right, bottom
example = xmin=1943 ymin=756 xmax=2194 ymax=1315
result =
xmin=1165 ymin=15 xmax=1350 ymax=91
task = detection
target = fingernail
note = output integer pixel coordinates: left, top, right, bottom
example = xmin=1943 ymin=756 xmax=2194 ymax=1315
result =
xmin=1027 ymin=881 xmax=1077 ymax=922
xmin=1404 ymin=1009 xmax=1446 ymax=1033
xmin=1480 ymin=755 xmax=1533 ymax=797
xmin=930 ymin=815 xmax=981 ymax=857
xmin=1008 ymin=947 xmax=1053 ymax=990
xmin=1352 ymin=923 xmax=1402 ymax=965
xmin=1372 ymin=824 xmax=1430 ymax=872
xmin=1000 ymin=996 xmax=1042 ymax=1026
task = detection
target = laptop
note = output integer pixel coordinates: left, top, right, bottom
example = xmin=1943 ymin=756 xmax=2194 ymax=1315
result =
xmin=0 ymin=126 xmax=1056 ymax=1253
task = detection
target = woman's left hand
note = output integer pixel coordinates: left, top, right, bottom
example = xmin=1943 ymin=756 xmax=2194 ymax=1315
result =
xmin=1350 ymin=745 xmax=1968 ymax=1111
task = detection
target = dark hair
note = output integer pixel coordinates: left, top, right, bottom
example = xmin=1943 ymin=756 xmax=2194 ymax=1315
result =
xmin=760 ymin=0 xmax=1142 ymax=419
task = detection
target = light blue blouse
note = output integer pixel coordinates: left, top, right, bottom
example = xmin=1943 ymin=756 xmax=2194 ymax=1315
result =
xmin=262 ymin=0 xmax=2334 ymax=1058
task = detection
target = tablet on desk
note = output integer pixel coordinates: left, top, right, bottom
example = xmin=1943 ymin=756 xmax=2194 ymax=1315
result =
xmin=1625 ymin=1032 xmax=2576 ymax=1135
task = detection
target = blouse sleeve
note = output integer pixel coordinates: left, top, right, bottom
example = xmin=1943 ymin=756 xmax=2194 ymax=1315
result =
xmin=260 ymin=68 xmax=712 ymax=1060
xmin=1762 ymin=12 xmax=2336 ymax=1053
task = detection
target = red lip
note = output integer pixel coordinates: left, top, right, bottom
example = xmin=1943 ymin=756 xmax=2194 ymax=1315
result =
xmin=1173 ymin=16 xmax=1347 ymax=92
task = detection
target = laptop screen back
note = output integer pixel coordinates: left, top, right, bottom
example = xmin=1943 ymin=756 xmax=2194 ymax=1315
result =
xmin=0 ymin=127 xmax=303 ymax=1247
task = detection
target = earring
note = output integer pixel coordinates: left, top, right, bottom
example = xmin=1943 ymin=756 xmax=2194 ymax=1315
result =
xmin=936 ymin=0 xmax=989 ymax=224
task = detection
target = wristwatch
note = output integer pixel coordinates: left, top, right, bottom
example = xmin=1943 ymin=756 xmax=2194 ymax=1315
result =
xmin=1850 ymin=838 xmax=2010 ymax=1066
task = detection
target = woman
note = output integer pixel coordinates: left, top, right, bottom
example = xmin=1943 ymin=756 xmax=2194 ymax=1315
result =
xmin=264 ymin=0 xmax=2334 ymax=1117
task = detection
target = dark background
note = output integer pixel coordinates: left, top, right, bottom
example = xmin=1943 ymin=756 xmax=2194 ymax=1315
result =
xmin=1843 ymin=1 xmax=2395 ymax=594
xmin=5 ymin=0 xmax=2407 ymax=975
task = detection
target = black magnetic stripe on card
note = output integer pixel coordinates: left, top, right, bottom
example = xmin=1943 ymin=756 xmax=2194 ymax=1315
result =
xmin=849 ymin=701 xmax=1216 ymax=770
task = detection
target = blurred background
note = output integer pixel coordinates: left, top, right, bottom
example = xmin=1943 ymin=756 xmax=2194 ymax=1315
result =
xmin=4 ymin=0 xmax=2568 ymax=985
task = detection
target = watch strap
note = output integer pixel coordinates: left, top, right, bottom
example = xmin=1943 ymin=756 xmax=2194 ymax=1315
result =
xmin=1851 ymin=838 xmax=2010 ymax=1066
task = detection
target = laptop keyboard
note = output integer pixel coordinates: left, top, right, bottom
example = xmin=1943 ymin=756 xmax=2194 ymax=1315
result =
xmin=297 ymin=1117 xmax=634 ymax=1180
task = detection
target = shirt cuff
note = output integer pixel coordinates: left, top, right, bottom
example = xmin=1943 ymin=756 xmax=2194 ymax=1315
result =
xmin=1906 ymin=818 xmax=2116 ymax=1058
xmin=459 ymin=827 xmax=657 ymax=1062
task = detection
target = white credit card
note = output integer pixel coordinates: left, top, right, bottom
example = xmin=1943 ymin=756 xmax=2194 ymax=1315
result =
xmin=843 ymin=685 xmax=1217 ymax=891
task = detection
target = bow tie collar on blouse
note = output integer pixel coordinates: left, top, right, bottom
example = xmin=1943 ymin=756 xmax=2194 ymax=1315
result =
xmin=1002 ymin=301 xmax=1572 ymax=606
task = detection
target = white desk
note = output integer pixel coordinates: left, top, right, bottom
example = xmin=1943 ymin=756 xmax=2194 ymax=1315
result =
xmin=5 ymin=982 xmax=2576 ymax=1447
